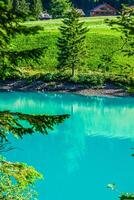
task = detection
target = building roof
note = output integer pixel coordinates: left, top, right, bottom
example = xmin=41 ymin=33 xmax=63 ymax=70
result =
xmin=90 ymin=3 xmax=116 ymax=12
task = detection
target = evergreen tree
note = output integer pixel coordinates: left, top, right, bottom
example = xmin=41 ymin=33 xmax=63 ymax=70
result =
xmin=0 ymin=111 xmax=69 ymax=199
xmin=108 ymin=6 xmax=134 ymax=57
xmin=57 ymin=8 xmax=88 ymax=77
xmin=50 ymin=0 xmax=71 ymax=18
xmin=15 ymin=0 xmax=30 ymax=15
xmin=33 ymin=0 xmax=43 ymax=20
xmin=0 ymin=0 xmax=45 ymax=79
xmin=0 ymin=111 xmax=69 ymax=142
xmin=7 ymin=0 xmax=13 ymax=9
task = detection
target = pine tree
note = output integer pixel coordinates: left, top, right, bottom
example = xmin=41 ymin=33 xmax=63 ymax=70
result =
xmin=7 ymin=0 xmax=13 ymax=9
xmin=57 ymin=7 xmax=88 ymax=77
xmin=0 ymin=111 xmax=69 ymax=142
xmin=0 ymin=0 xmax=45 ymax=79
xmin=33 ymin=0 xmax=43 ymax=20
xmin=108 ymin=6 xmax=134 ymax=57
xmin=0 ymin=111 xmax=69 ymax=199
xmin=50 ymin=0 xmax=71 ymax=18
xmin=15 ymin=0 xmax=30 ymax=15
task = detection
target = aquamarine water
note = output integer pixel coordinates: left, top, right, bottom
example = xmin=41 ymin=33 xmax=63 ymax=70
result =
xmin=0 ymin=92 xmax=134 ymax=200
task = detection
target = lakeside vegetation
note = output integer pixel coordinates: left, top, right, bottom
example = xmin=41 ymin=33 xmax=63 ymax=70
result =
xmin=9 ymin=16 xmax=134 ymax=89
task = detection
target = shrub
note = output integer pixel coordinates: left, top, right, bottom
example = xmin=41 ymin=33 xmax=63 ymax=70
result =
xmin=107 ymin=74 xmax=134 ymax=87
xmin=28 ymin=72 xmax=71 ymax=82
xmin=42 ymin=73 xmax=53 ymax=82
xmin=126 ymin=87 xmax=134 ymax=95
xmin=52 ymin=72 xmax=71 ymax=82
xmin=76 ymin=73 xmax=105 ymax=87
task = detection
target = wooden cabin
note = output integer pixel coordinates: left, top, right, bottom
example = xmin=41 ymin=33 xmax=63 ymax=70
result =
xmin=90 ymin=3 xmax=117 ymax=16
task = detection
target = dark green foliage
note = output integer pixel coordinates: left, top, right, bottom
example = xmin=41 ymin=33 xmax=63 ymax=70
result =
xmin=0 ymin=1 xmax=45 ymax=79
xmin=50 ymin=0 xmax=71 ymax=18
xmin=57 ymin=8 xmax=88 ymax=77
xmin=8 ymin=47 xmax=46 ymax=66
xmin=27 ymin=71 xmax=105 ymax=87
xmin=7 ymin=0 xmax=13 ymax=9
xmin=120 ymin=193 xmax=134 ymax=199
xmin=98 ymin=6 xmax=134 ymax=83
xmin=107 ymin=74 xmax=134 ymax=88
xmin=52 ymin=72 xmax=71 ymax=81
xmin=33 ymin=0 xmax=43 ymax=20
xmin=29 ymin=71 xmax=71 ymax=82
xmin=0 ymin=111 xmax=69 ymax=141
xmin=107 ymin=6 xmax=134 ymax=57
xmin=75 ymin=73 xmax=105 ymax=87
xmin=15 ymin=0 xmax=30 ymax=15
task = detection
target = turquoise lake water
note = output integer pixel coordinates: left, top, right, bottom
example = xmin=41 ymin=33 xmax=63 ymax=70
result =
xmin=0 ymin=92 xmax=134 ymax=200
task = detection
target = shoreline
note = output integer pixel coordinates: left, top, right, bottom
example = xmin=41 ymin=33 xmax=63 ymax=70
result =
xmin=0 ymin=80 xmax=133 ymax=97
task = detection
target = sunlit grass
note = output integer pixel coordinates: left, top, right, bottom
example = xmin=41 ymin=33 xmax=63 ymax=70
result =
xmin=11 ymin=16 xmax=133 ymax=76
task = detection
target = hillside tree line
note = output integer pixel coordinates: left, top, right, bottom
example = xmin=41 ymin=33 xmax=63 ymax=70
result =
xmin=6 ymin=0 xmax=133 ymax=18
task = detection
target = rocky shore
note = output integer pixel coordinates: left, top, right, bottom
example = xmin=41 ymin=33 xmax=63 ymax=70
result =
xmin=0 ymin=80 xmax=133 ymax=97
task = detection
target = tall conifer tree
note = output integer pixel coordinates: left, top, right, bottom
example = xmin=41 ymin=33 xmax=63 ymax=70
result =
xmin=50 ymin=0 xmax=71 ymax=18
xmin=0 ymin=0 xmax=44 ymax=79
xmin=15 ymin=0 xmax=30 ymax=15
xmin=7 ymin=0 xmax=13 ymax=9
xmin=33 ymin=0 xmax=43 ymax=19
xmin=57 ymin=7 xmax=88 ymax=77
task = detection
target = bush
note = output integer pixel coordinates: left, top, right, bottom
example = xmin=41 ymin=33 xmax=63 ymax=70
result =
xmin=75 ymin=73 xmax=105 ymax=87
xmin=27 ymin=73 xmax=53 ymax=82
xmin=126 ymin=87 xmax=134 ymax=95
xmin=28 ymin=72 xmax=105 ymax=87
xmin=107 ymin=74 xmax=134 ymax=87
xmin=28 ymin=72 xmax=71 ymax=82
xmin=42 ymin=73 xmax=53 ymax=82
xmin=0 ymin=68 xmax=22 ymax=80
xmin=52 ymin=72 xmax=71 ymax=82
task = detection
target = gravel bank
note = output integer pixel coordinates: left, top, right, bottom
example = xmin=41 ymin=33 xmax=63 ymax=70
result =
xmin=0 ymin=80 xmax=133 ymax=97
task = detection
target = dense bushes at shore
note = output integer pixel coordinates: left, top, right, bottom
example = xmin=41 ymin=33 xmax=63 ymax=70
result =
xmin=2 ymin=70 xmax=134 ymax=92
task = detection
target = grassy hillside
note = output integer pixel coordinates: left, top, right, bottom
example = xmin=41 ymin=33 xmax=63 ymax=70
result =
xmin=10 ymin=16 xmax=134 ymax=86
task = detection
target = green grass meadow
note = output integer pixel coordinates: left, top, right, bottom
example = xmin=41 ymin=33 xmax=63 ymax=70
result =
xmin=11 ymin=16 xmax=134 ymax=78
